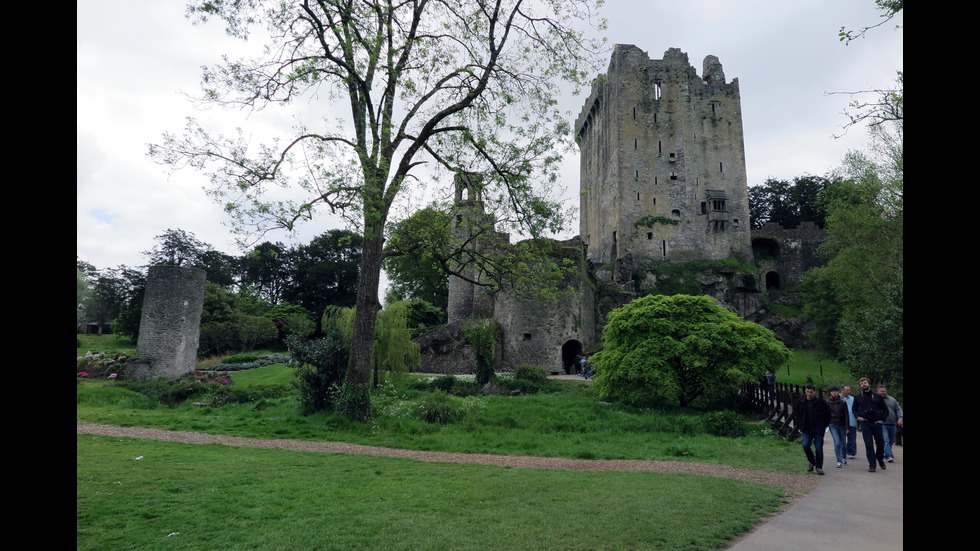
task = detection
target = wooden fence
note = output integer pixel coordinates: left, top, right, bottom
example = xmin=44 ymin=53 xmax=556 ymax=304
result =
xmin=738 ymin=381 xmax=903 ymax=446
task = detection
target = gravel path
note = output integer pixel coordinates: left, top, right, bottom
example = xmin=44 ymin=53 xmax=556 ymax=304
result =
xmin=76 ymin=422 xmax=819 ymax=501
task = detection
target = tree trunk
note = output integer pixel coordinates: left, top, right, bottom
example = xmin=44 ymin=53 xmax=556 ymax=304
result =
xmin=344 ymin=224 xmax=385 ymax=420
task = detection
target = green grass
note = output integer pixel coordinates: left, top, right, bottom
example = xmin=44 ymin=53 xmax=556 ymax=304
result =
xmin=776 ymin=349 xmax=851 ymax=387
xmin=77 ymin=434 xmax=785 ymax=551
xmin=77 ymin=348 xmax=834 ymax=550
xmin=77 ymin=333 xmax=137 ymax=356
xmin=77 ymin=366 xmax=802 ymax=472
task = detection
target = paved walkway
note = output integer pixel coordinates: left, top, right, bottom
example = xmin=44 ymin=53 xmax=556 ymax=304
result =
xmin=729 ymin=431 xmax=903 ymax=550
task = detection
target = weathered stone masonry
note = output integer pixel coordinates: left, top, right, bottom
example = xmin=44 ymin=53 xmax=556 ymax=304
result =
xmin=576 ymin=46 xmax=752 ymax=275
xmin=128 ymin=265 xmax=206 ymax=380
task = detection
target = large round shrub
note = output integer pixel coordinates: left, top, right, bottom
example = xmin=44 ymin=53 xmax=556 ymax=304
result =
xmin=591 ymin=294 xmax=789 ymax=408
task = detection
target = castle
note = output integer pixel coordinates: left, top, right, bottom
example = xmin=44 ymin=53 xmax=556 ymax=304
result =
xmin=416 ymin=46 xmax=825 ymax=373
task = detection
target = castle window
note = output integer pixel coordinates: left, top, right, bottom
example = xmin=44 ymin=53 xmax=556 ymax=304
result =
xmin=633 ymin=107 xmax=636 ymax=120
xmin=647 ymin=232 xmax=653 ymax=240
xmin=671 ymin=209 xmax=681 ymax=219
xmin=668 ymin=152 xmax=676 ymax=163
xmin=670 ymin=172 xmax=678 ymax=180
xmin=719 ymin=162 xmax=724 ymax=173
xmin=654 ymin=81 xmax=662 ymax=100
xmin=637 ymin=192 xmax=640 ymax=201
xmin=701 ymin=202 xmax=707 ymax=214
xmin=634 ymin=138 xmax=637 ymax=149
xmin=658 ymin=141 xmax=662 ymax=154
xmin=712 ymin=199 xmax=726 ymax=211
xmin=523 ymin=333 xmax=532 ymax=340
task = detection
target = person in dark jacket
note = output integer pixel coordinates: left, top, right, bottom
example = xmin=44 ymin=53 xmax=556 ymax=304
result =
xmin=852 ymin=377 xmax=889 ymax=472
xmin=826 ymin=387 xmax=850 ymax=467
xmin=794 ymin=384 xmax=831 ymax=474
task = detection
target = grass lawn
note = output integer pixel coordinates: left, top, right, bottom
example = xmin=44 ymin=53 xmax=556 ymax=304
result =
xmin=77 ymin=434 xmax=785 ymax=551
xmin=77 ymin=343 xmax=843 ymax=550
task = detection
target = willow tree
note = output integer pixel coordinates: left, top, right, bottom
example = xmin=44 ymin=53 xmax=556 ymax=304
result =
xmin=150 ymin=0 xmax=604 ymax=419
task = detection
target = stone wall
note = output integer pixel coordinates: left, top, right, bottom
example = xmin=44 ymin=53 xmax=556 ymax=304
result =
xmin=127 ymin=265 xmax=206 ymax=380
xmin=576 ymin=45 xmax=752 ymax=276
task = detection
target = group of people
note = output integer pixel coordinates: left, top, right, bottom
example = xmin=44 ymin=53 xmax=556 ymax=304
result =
xmin=793 ymin=378 xmax=903 ymax=474
xmin=571 ymin=354 xmax=594 ymax=379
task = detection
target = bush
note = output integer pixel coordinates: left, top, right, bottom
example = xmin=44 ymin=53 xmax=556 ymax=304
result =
xmin=514 ymin=365 xmax=549 ymax=385
xmin=702 ymin=410 xmax=746 ymax=438
xmin=414 ymin=391 xmax=466 ymax=424
xmin=288 ymin=331 xmax=350 ymax=415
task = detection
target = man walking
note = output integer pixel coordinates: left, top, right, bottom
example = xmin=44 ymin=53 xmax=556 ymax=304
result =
xmin=826 ymin=387 xmax=850 ymax=468
xmin=840 ymin=385 xmax=858 ymax=460
xmin=877 ymin=385 xmax=903 ymax=462
xmin=852 ymin=377 xmax=888 ymax=472
xmin=794 ymin=384 xmax=831 ymax=475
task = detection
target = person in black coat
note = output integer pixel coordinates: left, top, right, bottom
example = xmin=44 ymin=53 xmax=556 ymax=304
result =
xmin=852 ymin=377 xmax=889 ymax=472
xmin=795 ymin=384 xmax=831 ymax=474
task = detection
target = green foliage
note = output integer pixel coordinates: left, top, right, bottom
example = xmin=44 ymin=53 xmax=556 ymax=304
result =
xmin=282 ymin=230 xmax=362 ymax=317
xmin=633 ymin=214 xmax=679 ymax=228
xmin=463 ymin=319 xmax=496 ymax=385
xmin=803 ymin=119 xmax=902 ymax=385
xmin=372 ymin=301 xmax=422 ymax=385
xmin=592 ymin=295 xmax=790 ymax=408
xmin=199 ymin=313 xmax=279 ymax=356
xmin=413 ymin=391 xmax=469 ymax=424
xmin=152 ymin=0 xmax=606 ymax=424
xmin=288 ymin=330 xmax=350 ymax=415
xmin=514 ymin=364 xmax=549 ymax=385
xmin=635 ymin=258 xmax=757 ymax=296
xmin=383 ymin=206 xmax=452 ymax=313
xmin=334 ymin=379 xmax=371 ymax=421
xmin=748 ymin=175 xmax=830 ymax=229
xmin=702 ymin=410 xmax=747 ymax=438
xmin=218 ymin=352 xmax=292 ymax=371
xmin=404 ymin=300 xmax=444 ymax=333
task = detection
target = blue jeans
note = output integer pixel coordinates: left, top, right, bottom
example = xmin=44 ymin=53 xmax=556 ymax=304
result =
xmin=801 ymin=429 xmax=825 ymax=469
xmin=845 ymin=424 xmax=858 ymax=457
xmin=882 ymin=424 xmax=897 ymax=459
xmin=860 ymin=421 xmax=885 ymax=467
xmin=828 ymin=424 xmax=847 ymax=464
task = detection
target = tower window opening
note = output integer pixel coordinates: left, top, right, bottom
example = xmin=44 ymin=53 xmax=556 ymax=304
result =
xmin=719 ymin=162 xmax=724 ymax=173
xmin=647 ymin=232 xmax=653 ymax=240
xmin=670 ymin=172 xmax=678 ymax=180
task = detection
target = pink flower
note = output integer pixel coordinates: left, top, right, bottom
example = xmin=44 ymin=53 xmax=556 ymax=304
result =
xmin=77 ymin=372 xmax=88 ymax=378
xmin=107 ymin=373 xmax=118 ymax=379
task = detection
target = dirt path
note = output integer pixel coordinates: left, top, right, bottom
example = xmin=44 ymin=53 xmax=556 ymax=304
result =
xmin=77 ymin=422 xmax=820 ymax=500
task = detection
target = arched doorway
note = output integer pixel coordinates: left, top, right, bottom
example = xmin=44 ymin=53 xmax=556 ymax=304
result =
xmin=561 ymin=339 xmax=584 ymax=375
xmin=765 ymin=271 xmax=781 ymax=290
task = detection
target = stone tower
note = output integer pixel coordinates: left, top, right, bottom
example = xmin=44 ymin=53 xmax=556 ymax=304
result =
xmin=127 ymin=265 xmax=207 ymax=380
xmin=446 ymin=173 xmax=501 ymax=324
xmin=575 ymin=46 xmax=753 ymax=274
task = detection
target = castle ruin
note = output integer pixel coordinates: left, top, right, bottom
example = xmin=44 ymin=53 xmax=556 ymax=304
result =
xmin=127 ymin=265 xmax=207 ymax=380
xmin=418 ymin=46 xmax=821 ymax=374
xmin=576 ymin=46 xmax=752 ymax=277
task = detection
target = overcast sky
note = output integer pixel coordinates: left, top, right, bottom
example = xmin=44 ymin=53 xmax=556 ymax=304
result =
xmin=77 ymin=0 xmax=903 ymax=271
